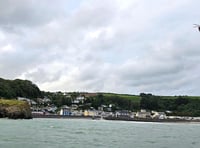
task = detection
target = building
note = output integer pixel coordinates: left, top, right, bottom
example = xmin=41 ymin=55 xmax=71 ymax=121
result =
xmin=71 ymin=110 xmax=83 ymax=116
xmin=73 ymin=96 xmax=85 ymax=104
xmin=152 ymin=111 xmax=167 ymax=119
xmin=115 ymin=110 xmax=131 ymax=117
xmin=83 ymin=110 xmax=98 ymax=116
xmin=136 ymin=110 xmax=151 ymax=119
xmin=37 ymin=97 xmax=51 ymax=105
xmin=17 ymin=97 xmax=37 ymax=106
xmin=60 ymin=105 xmax=71 ymax=116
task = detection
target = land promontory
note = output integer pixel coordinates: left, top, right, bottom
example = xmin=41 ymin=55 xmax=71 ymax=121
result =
xmin=0 ymin=99 xmax=32 ymax=119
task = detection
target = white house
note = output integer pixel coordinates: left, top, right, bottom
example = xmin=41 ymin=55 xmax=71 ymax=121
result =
xmin=17 ymin=97 xmax=37 ymax=106
xmin=71 ymin=110 xmax=83 ymax=116
xmin=152 ymin=111 xmax=167 ymax=119
xmin=115 ymin=110 xmax=130 ymax=117
xmin=136 ymin=110 xmax=151 ymax=119
xmin=71 ymin=104 xmax=78 ymax=110
xmin=60 ymin=105 xmax=71 ymax=116
xmin=73 ymin=96 xmax=85 ymax=104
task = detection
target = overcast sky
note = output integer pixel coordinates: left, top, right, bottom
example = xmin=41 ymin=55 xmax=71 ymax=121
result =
xmin=0 ymin=0 xmax=200 ymax=95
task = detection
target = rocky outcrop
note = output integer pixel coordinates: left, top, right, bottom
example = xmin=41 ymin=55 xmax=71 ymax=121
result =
xmin=0 ymin=99 xmax=32 ymax=119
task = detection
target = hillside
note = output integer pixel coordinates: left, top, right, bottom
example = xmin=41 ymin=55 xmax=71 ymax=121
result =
xmin=1 ymin=78 xmax=200 ymax=116
xmin=99 ymin=93 xmax=200 ymax=116
xmin=0 ymin=78 xmax=42 ymax=99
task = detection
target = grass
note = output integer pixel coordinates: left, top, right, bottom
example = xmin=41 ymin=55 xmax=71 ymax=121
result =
xmin=159 ymin=96 xmax=200 ymax=100
xmin=103 ymin=93 xmax=200 ymax=102
xmin=0 ymin=99 xmax=26 ymax=106
xmin=103 ymin=93 xmax=141 ymax=103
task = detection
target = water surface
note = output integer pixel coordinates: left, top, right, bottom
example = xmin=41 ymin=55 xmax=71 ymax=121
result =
xmin=0 ymin=118 xmax=199 ymax=148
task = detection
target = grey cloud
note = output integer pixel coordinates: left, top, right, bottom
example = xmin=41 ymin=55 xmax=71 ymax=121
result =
xmin=0 ymin=0 xmax=200 ymax=95
xmin=23 ymin=68 xmax=63 ymax=83
xmin=0 ymin=0 xmax=66 ymax=27
xmin=117 ymin=37 xmax=200 ymax=95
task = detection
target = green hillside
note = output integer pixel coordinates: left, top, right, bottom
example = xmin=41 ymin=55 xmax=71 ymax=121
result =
xmin=0 ymin=78 xmax=42 ymax=99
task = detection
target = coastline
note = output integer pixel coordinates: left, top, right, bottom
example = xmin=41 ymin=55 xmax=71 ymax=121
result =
xmin=32 ymin=114 xmax=101 ymax=120
xmin=103 ymin=116 xmax=200 ymax=123
xmin=31 ymin=114 xmax=200 ymax=123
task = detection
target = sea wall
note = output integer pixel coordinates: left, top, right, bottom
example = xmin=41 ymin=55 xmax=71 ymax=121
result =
xmin=0 ymin=99 xmax=32 ymax=119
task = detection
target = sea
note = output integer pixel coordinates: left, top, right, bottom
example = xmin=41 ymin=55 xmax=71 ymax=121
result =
xmin=0 ymin=118 xmax=199 ymax=148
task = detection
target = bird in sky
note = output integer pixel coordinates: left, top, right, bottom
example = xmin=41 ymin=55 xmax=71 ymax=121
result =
xmin=194 ymin=24 xmax=200 ymax=32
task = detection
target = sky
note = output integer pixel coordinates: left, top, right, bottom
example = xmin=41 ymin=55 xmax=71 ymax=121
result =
xmin=0 ymin=0 xmax=200 ymax=96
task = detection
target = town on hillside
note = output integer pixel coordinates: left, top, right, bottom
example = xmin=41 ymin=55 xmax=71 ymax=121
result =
xmin=2 ymin=78 xmax=200 ymax=121
xmin=17 ymin=92 xmax=200 ymax=121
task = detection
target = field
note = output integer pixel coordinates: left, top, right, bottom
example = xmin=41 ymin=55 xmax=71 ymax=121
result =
xmin=102 ymin=93 xmax=141 ymax=103
xmin=0 ymin=99 xmax=25 ymax=106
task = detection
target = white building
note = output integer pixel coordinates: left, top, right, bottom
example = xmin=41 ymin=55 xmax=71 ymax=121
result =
xmin=136 ymin=110 xmax=151 ymax=118
xmin=17 ymin=97 xmax=37 ymax=106
xmin=73 ymin=96 xmax=85 ymax=104
xmin=60 ymin=105 xmax=71 ymax=116
xmin=152 ymin=111 xmax=167 ymax=119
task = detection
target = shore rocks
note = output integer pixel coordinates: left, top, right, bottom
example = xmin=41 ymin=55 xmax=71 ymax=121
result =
xmin=0 ymin=99 xmax=32 ymax=119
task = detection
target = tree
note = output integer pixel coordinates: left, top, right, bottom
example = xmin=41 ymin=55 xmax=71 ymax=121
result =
xmin=0 ymin=78 xmax=42 ymax=99
xmin=140 ymin=93 xmax=159 ymax=110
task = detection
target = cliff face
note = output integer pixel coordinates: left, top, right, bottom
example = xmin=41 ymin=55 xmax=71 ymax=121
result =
xmin=0 ymin=99 xmax=32 ymax=119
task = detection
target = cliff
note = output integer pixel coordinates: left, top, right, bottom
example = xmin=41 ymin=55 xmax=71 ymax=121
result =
xmin=0 ymin=99 xmax=32 ymax=119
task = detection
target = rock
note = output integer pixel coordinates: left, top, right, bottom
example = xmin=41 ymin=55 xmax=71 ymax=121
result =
xmin=0 ymin=99 xmax=32 ymax=119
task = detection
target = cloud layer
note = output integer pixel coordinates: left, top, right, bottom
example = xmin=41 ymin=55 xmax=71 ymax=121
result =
xmin=1 ymin=0 xmax=200 ymax=95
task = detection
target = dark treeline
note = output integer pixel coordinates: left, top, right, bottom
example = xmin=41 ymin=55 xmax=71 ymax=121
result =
xmin=43 ymin=91 xmax=72 ymax=107
xmin=85 ymin=94 xmax=139 ymax=111
xmin=140 ymin=93 xmax=200 ymax=116
xmin=0 ymin=78 xmax=42 ymax=99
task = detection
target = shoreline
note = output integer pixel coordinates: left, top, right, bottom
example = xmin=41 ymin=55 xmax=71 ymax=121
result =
xmin=31 ymin=114 xmax=200 ymax=123
xmin=32 ymin=114 xmax=101 ymax=120
xmin=103 ymin=116 xmax=200 ymax=123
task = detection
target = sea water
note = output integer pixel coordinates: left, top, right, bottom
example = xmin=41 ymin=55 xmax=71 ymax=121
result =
xmin=0 ymin=118 xmax=199 ymax=148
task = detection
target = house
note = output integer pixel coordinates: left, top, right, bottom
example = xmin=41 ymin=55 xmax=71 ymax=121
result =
xmin=43 ymin=97 xmax=51 ymax=103
xmin=83 ymin=110 xmax=98 ymax=116
xmin=130 ymin=112 xmax=135 ymax=118
xmin=98 ymin=105 xmax=107 ymax=111
xmin=71 ymin=104 xmax=78 ymax=110
xmin=60 ymin=105 xmax=71 ymax=116
xmin=152 ymin=111 xmax=167 ymax=119
xmin=17 ymin=97 xmax=37 ymax=106
xmin=71 ymin=110 xmax=83 ymax=116
xmin=98 ymin=105 xmax=112 ymax=112
xmin=141 ymin=109 xmax=147 ymax=112
xmin=115 ymin=110 xmax=130 ymax=117
xmin=37 ymin=97 xmax=51 ymax=105
xmin=136 ymin=110 xmax=151 ymax=119
xmin=73 ymin=96 xmax=85 ymax=104
xmin=46 ymin=105 xmax=57 ymax=113
xmin=101 ymin=111 xmax=114 ymax=117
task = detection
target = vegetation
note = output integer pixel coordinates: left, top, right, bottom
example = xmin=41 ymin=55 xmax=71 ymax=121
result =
xmin=0 ymin=78 xmax=42 ymax=99
xmin=1 ymin=77 xmax=200 ymax=117
xmin=101 ymin=93 xmax=140 ymax=110
xmin=43 ymin=91 xmax=72 ymax=107
xmin=140 ymin=93 xmax=200 ymax=116
xmin=0 ymin=99 xmax=25 ymax=106
xmin=0 ymin=99 xmax=32 ymax=119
